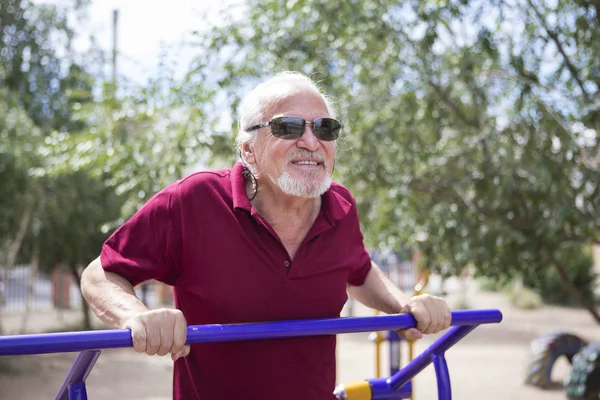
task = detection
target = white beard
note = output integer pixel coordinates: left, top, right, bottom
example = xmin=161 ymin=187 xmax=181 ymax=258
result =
xmin=269 ymin=170 xmax=332 ymax=198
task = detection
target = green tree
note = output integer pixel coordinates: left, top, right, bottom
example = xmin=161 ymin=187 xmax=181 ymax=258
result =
xmin=16 ymin=170 xmax=125 ymax=330
xmin=1 ymin=0 xmax=221 ymax=333
xmin=1 ymin=0 xmax=90 ymax=260
xmin=189 ymin=0 xmax=600 ymax=321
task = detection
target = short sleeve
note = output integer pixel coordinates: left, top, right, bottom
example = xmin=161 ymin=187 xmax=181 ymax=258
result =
xmin=346 ymin=201 xmax=372 ymax=286
xmin=100 ymin=184 xmax=182 ymax=287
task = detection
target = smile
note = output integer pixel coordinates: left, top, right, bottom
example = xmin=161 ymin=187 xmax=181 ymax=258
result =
xmin=291 ymin=160 xmax=322 ymax=166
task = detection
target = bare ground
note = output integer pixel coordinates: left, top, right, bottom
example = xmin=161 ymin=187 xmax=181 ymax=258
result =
xmin=1 ymin=287 xmax=599 ymax=400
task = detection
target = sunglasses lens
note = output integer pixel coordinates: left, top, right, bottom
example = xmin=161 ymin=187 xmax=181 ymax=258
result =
xmin=271 ymin=117 xmax=305 ymax=139
xmin=314 ymin=118 xmax=341 ymax=141
xmin=269 ymin=117 xmax=341 ymax=141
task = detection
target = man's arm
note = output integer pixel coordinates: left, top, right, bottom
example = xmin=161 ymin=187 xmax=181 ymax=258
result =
xmin=347 ymin=261 xmax=451 ymax=339
xmin=81 ymin=257 xmax=149 ymax=329
xmin=81 ymin=257 xmax=189 ymax=360
xmin=346 ymin=261 xmax=408 ymax=314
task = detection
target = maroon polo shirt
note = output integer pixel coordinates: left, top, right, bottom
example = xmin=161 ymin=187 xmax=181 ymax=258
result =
xmin=100 ymin=162 xmax=372 ymax=400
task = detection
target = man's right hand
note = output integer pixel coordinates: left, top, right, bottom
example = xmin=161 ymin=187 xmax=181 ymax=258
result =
xmin=122 ymin=308 xmax=190 ymax=361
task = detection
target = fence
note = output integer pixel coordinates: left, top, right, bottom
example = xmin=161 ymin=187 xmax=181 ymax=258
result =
xmin=372 ymin=251 xmax=419 ymax=293
xmin=0 ymin=265 xmax=82 ymax=314
xmin=0 ymin=257 xmax=415 ymax=318
xmin=0 ymin=266 xmax=173 ymax=314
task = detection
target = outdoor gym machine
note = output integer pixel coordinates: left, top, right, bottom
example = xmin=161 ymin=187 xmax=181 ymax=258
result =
xmin=369 ymin=268 xmax=431 ymax=399
xmin=0 ymin=308 xmax=502 ymax=400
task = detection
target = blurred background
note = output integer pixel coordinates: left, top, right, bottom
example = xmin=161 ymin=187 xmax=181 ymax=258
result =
xmin=1 ymin=0 xmax=600 ymax=399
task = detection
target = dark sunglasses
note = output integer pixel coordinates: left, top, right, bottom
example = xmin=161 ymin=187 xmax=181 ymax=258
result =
xmin=246 ymin=116 xmax=341 ymax=141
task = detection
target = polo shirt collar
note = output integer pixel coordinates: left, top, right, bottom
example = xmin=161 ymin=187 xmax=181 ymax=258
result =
xmin=231 ymin=161 xmax=352 ymax=222
xmin=321 ymin=184 xmax=352 ymax=222
xmin=231 ymin=161 xmax=252 ymax=212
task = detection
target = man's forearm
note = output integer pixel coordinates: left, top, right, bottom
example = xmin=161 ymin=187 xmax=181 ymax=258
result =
xmin=347 ymin=261 xmax=409 ymax=314
xmin=81 ymin=257 xmax=148 ymax=329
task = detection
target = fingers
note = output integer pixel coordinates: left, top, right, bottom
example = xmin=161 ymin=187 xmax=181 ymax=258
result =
xmin=404 ymin=294 xmax=452 ymax=335
xmin=125 ymin=308 xmax=189 ymax=360
xmin=425 ymin=298 xmax=442 ymax=334
xmin=170 ymin=311 xmax=189 ymax=361
xmin=171 ymin=345 xmax=191 ymax=362
xmin=405 ymin=297 xmax=432 ymax=333
xmin=435 ymin=299 xmax=451 ymax=332
xmin=156 ymin=325 xmax=171 ymax=356
xmin=126 ymin=318 xmax=148 ymax=354
xmin=398 ymin=328 xmax=422 ymax=341
xmin=145 ymin=320 xmax=162 ymax=356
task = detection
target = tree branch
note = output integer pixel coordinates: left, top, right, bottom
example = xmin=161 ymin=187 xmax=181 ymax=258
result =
xmin=526 ymin=0 xmax=590 ymax=103
xmin=590 ymin=0 xmax=600 ymax=26
xmin=410 ymin=178 xmax=536 ymax=232
xmin=397 ymin=27 xmax=481 ymax=130
xmin=541 ymin=244 xmax=600 ymax=324
xmin=428 ymin=80 xmax=480 ymax=129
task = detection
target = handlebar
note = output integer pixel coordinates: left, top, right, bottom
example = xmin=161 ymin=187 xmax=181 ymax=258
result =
xmin=0 ymin=309 xmax=502 ymax=356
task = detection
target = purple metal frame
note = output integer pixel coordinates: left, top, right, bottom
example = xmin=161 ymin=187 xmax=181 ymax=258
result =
xmin=0 ymin=309 xmax=502 ymax=400
xmin=387 ymin=330 xmax=402 ymax=375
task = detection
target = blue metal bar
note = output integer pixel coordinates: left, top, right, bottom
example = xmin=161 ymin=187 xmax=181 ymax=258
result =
xmin=67 ymin=383 xmax=88 ymax=400
xmin=186 ymin=309 xmax=501 ymax=344
xmin=387 ymin=325 xmax=478 ymax=390
xmin=387 ymin=331 xmax=402 ymax=375
xmin=0 ymin=309 xmax=502 ymax=400
xmin=432 ymin=353 xmax=451 ymax=400
xmin=55 ymin=350 xmax=102 ymax=400
xmin=369 ymin=378 xmax=412 ymax=399
xmin=0 ymin=309 xmax=502 ymax=356
xmin=0 ymin=330 xmax=131 ymax=356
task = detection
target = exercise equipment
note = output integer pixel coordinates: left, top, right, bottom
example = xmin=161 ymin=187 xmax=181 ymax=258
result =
xmin=524 ymin=331 xmax=587 ymax=389
xmin=0 ymin=309 xmax=502 ymax=400
xmin=370 ymin=268 xmax=430 ymax=398
xmin=565 ymin=342 xmax=600 ymax=400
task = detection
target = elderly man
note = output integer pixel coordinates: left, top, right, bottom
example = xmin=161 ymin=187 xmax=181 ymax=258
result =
xmin=81 ymin=72 xmax=451 ymax=400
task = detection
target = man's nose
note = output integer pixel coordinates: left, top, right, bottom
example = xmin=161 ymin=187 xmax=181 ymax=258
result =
xmin=297 ymin=125 xmax=320 ymax=151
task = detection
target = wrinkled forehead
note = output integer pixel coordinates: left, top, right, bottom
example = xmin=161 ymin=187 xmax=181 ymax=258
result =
xmin=263 ymin=84 xmax=330 ymax=120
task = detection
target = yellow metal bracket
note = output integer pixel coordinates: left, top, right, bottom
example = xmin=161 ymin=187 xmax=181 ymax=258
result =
xmin=342 ymin=380 xmax=372 ymax=400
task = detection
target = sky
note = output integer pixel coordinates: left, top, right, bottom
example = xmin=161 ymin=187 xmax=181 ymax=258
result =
xmin=32 ymin=0 xmax=237 ymax=172
xmin=50 ymin=0 xmax=227 ymax=83
xmin=81 ymin=0 xmax=203 ymax=81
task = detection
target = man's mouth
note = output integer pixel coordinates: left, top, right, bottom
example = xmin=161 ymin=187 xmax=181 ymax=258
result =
xmin=291 ymin=160 xmax=322 ymax=166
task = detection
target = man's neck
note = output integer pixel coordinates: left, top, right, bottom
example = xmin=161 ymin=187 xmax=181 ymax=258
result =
xmin=247 ymin=180 xmax=321 ymax=226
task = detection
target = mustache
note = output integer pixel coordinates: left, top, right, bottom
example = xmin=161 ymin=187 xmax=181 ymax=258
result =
xmin=286 ymin=150 xmax=325 ymax=164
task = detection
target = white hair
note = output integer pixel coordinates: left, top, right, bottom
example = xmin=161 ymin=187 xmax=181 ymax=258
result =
xmin=235 ymin=71 xmax=337 ymax=161
xmin=271 ymin=170 xmax=333 ymax=198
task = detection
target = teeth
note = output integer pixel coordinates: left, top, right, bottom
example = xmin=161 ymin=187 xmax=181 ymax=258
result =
xmin=293 ymin=161 xmax=318 ymax=165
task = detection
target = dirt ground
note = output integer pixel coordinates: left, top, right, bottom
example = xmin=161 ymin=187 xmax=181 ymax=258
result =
xmin=1 ymin=286 xmax=600 ymax=400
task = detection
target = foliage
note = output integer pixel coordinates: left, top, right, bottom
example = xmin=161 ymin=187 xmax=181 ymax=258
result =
xmin=188 ymin=0 xmax=600 ymax=321
xmin=0 ymin=0 xmax=88 ymax=257
xmin=2 ymin=0 xmax=600 ymax=325
xmin=507 ymin=284 xmax=543 ymax=310
xmin=1 ymin=0 xmax=217 ymax=329
xmin=476 ymin=277 xmax=512 ymax=292
xmin=0 ymin=85 xmax=42 ymax=241
xmin=1 ymin=0 xmax=77 ymax=131
xmin=17 ymin=171 xmax=124 ymax=268
xmin=524 ymin=246 xmax=597 ymax=307
xmin=2 ymin=0 xmax=217 ymax=269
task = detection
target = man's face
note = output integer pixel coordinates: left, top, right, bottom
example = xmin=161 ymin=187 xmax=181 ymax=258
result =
xmin=244 ymin=86 xmax=336 ymax=199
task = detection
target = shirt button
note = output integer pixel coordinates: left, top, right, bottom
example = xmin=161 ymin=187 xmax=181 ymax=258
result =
xmin=284 ymin=261 xmax=290 ymax=268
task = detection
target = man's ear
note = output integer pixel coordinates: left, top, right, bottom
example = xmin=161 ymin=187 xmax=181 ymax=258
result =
xmin=241 ymin=141 xmax=255 ymax=165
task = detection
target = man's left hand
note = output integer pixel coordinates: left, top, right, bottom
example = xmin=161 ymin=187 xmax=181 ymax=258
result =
xmin=397 ymin=294 xmax=452 ymax=340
